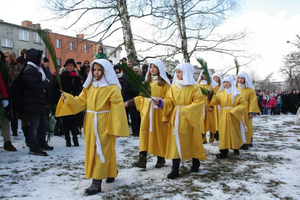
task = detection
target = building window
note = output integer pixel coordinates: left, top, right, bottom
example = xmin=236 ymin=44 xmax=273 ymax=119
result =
xmin=84 ymin=44 xmax=88 ymax=53
xmin=70 ymin=42 xmax=74 ymax=50
xmin=18 ymin=30 xmax=29 ymax=41
xmin=56 ymin=39 xmax=61 ymax=48
xmin=33 ymin=33 xmax=42 ymax=43
xmin=57 ymin=58 xmax=61 ymax=66
xmin=1 ymin=38 xmax=13 ymax=48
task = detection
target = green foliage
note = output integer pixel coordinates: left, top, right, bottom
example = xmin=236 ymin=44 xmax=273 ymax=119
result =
xmin=234 ymin=58 xmax=240 ymax=75
xmin=36 ymin=28 xmax=62 ymax=91
xmin=119 ymin=63 xmax=151 ymax=98
xmin=197 ymin=57 xmax=211 ymax=85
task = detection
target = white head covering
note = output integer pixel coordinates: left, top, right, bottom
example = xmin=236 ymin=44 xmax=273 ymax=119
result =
xmin=235 ymin=71 xmax=255 ymax=89
xmin=172 ymin=63 xmax=196 ymax=86
xmin=197 ymin=69 xmax=218 ymax=88
xmin=83 ymin=59 xmax=121 ymax=89
xmin=145 ymin=59 xmax=171 ymax=86
xmin=212 ymin=73 xmax=223 ymax=92
xmin=219 ymin=76 xmax=240 ymax=105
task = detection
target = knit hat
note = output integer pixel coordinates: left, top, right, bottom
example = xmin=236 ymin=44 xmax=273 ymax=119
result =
xmin=63 ymin=58 xmax=76 ymax=68
xmin=113 ymin=64 xmax=121 ymax=71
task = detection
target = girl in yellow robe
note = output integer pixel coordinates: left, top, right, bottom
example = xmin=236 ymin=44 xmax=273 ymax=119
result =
xmin=210 ymin=76 xmax=247 ymax=159
xmin=154 ymin=63 xmax=207 ymax=179
xmin=56 ymin=59 xmax=129 ymax=195
xmin=197 ymin=70 xmax=219 ymax=143
xmin=125 ymin=60 xmax=171 ymax=169
xmin=212 ymin=73 xmax=223 ymax=141
xmin=235 ymin=71 xmax=260 ymax=149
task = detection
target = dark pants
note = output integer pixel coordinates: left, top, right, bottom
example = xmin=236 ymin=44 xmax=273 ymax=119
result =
xmin=28 ymin=114 xmax=48 ymax=151
xmin=129 ymin=105 xmax=141 ymax=136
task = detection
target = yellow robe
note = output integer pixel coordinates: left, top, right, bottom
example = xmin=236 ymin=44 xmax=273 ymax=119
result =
xmin=134 ymin=82 xmax=170 ymax=157
xmin=210 ymin=90 xmax=247 ymax=150
xmin=238 ymin=87 xmax=260 ymax=143
xmin=197 ymin=81 xmax=219 ymax=134
xmin=162 ymin=84 xmax=207 ymax=161
xmin=213 ymin=85 xmax=220 ymax=132
xmin=55 ymin=84 xmax=129 ymax=180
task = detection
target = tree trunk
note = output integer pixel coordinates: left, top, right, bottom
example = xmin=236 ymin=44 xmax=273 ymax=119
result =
xmin=117 ymin=0 xmax=139 ymax=66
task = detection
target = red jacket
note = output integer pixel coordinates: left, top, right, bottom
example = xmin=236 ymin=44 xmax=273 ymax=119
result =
xmin=269 ymin=99 xmax=277 ymax=108
xmin=0 ymin=72 xmax=8 ymax=99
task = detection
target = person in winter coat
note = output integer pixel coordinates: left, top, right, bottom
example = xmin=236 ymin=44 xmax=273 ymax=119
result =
xmin=95 ymin=46 xmax=108 ymax=60
xmin=269 ymin=96 xmax=277 ymax=115
xmin=289 ymin=90 xmax=298 ymax=114
xmin=22 ymin=48 xmax=53 ymax=156
xmin=281 ymin=91 xmax=289 ymax=114
xmin=58 ymin=59 xmax=83 ymax=147
xmin=56 ymin=59 xmax=129 ymax=195
xmin=261 ymin=97 xmax=269 ymax=115
xmin=276 ymin=96 xmax=282 ymax=115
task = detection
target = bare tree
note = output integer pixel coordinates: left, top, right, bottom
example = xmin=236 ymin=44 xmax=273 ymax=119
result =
xmin=133 ymin=0 xmax=248 ymax=63
xmin=46 ymin=0 xmax=139 ymax=65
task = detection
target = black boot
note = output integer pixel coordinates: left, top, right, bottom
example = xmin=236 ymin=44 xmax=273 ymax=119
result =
xmin=4 ymin=141 xmax=17 ymax=152
xmin=73 ymin=136 xmax=79 ymax=146
xmin=234 ymin=149 xmax=240 ymax=155
xmin=85 ymin=179 xmax=102 ymax=195
xmin=249 ymin=138 xmax=253 ymax=147
xmin=216 ymin=149 xmax=228 ymax=159
xmin=22 ymin=126 xmax=29 ymax=147
xmin=155 ymin=156 xmax=166 ymax=168
xmin=133 ymin=152 xmax=147 ymax=168
xmin=215 ymin=131 xmax=219 ymax=141
xmin=240 ymin=144 xmax=249 ymax=150
xmin=190 ymin=158 xmax=200 ymax=172
xmin=167 ymin=159 xmax=180 ymax=179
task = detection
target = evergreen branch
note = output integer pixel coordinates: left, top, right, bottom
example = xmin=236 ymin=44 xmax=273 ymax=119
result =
xmin=197 ymin=57 xmax=211 ymax=85
xmin=119 ymin=63 xmax=151 ymax=98
xmin=36 ymin=28 xmax=62 ymax=91
xmin=200 ymin=86 xmax=209 ymax=96
xmin=234 ymin=58 xmax=240 ymax=75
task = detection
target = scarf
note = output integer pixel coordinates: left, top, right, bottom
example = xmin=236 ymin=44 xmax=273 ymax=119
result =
xmin=27 ymin=61 xmax=45 ymax=81
xmin=238 ymin=83 xmax=246 ymax=90
xmin=175 ymin=79 xmax=184 ymax=90
xmin=151 ymin=75 xmax=158 ymax=82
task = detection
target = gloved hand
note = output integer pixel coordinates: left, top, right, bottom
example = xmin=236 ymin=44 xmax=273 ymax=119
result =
xmin=1 ymin=99 xmax=9 ymax=108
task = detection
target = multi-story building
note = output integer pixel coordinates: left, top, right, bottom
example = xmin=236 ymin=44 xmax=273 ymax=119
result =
xmin=0 ymin=20 xmax=122 ymax=73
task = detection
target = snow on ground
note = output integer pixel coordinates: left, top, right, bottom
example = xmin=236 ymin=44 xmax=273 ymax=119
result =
xmin=0 ymin=114 xmax=300 ymax=199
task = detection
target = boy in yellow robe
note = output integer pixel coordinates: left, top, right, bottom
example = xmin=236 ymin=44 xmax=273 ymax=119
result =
xmin=56 ymin=59 xmax=129 ymax=195
xmin=235 ymin=71 xmax=260 ymax=149
xmin=210 ymin=76 xmax=247 ymax=159
xmin=125 ymin=60 xmax=171 ymax=169
xmin=154 ymin=63 xmax=207 ymax=179
xmin=197 ymin=70 xmax=219 ymax=143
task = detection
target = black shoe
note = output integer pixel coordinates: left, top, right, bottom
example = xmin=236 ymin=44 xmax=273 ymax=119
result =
xmin=234 ymin=150 xmax=240 ymax=155
xmin=105 ymin=177 xmax=115 ymax=183
xmin=29 ymin=148 xmax=48 ymax=156
xmin=240 ymin=144 xmax=249 ymax=150
xmin=85 ymin=179 xmax=102 ymax=195
xmin=40 ymin=143 xmax=54 ymax=151
xmin=3 ymin=141 xmax=17 ymax=152
xmin=249 ymin=138 xmax=253 ymax=147
xmin=216 ymin=153 xmax=227 ymax=159
xmin=190 ymin=159 xmax=200 ymax=172
xmin=66 ymin=141 xmax=71 ymax=147
xmin=73 ymin=138 xmax=79 ymax=146
xmin=167 ymin=170 xmax=179 ymax=179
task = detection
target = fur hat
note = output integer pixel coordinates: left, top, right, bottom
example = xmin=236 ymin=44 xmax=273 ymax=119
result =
xmin=63 ymin=58 xmax=76 ymax=68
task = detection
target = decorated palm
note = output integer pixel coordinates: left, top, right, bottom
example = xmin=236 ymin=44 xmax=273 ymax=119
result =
xmin=234 ymin=58 xmax=240 ymax=75
xmin=197 ymin=57 xmax=212 ymax=96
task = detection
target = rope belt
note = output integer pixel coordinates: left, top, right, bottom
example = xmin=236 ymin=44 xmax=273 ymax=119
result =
xmin=86 ymin=109 xmax=109 ymax=163
xmin=174 ymin=105 xmax=186 ymax=160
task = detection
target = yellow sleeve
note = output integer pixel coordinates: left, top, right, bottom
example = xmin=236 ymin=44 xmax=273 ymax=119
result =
xmin=248 ymin=89 xmax=260 ymax=113
xmin=55 ymin=90 xmax=86 ymax=117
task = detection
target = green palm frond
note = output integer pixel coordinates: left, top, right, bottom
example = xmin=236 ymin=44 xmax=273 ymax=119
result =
xmin=197 ymin=57 xmax=211 ymax=85
xmin=234 ymin=58 xmax=240 ymax=75
xmin=200 ymin=87 xmax=209 ymax=96
xmin=36 ymin=28 xmax=62 ymax=91
xmin=119 ymin=63 xmax=151 ymax=98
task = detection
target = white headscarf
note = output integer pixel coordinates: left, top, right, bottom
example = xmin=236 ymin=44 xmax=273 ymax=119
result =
xmin=83 ymin=59 xmax=121 ymax=89
xmin=212 ymin=73 xmax=223 ymax=92
xmin=172 ymin=63 xmax=196 ymax=86
xmin=145 ymin=59 xmax=171 ymax=86
xmin=197 ymin=69 xmax=218 ymax=88
xmin=235 ymin=71 xmax=255 ymax=89
xmin=219 ymin=76 xmax=240 ymax=105
xmin=27 ymin=61 xmax=46 ymax=81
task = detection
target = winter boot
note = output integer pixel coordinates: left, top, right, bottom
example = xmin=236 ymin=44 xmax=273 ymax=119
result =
xmin=234 ymin=149 xmax=240 ymax=155
xmin=240 ymin=144 xmax=249 ymax=150
xmin=167 ymin=159 xmax=180 ymax=179
xmin=209 ymin=132 xmax=215 ymax=143
xmin=106 ymin=170 xmax=118 ymax=183
xmin=249 ymin=138 xmax=253 ymax=147
xmin=215 ymin=131 xmax=219 ymax=141
xmin=155 ymin=156 xmax=166 ymax=168
xmin=216 ymin=149 xmax=228 ymax=159
xmin=85 ymin=179 xmax=102 ymax=195
xmin=132 ymin=153 xmax=147 ymax=168
xmin=202 ymin=133 xmax=207 ymax=144
xmin=73 ymin=136 xmax=79 ymax=146
xmin=4 ymin=141 xmax=17 ymax=152
xmin=22 ymin=126 xmax=29 ymax=147
xmin=190 ymin=158 xmax=200 ymax=172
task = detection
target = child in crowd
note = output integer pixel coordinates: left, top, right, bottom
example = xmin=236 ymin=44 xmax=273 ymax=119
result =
xmin=212 ymin=73 xmax=223 ymax=141
xmin=276 ymin=96 xmax=282 ymax=115
xmin=154 ymin=63 xmax=207 ymax=179
xmin=269 ymin=96 xmax=277 ymax=115
xmin=210 ymin=76 xmax=247 ymax=158
xmin=261 ymin=97 xmax=269 ymax=115
xmin=56 ymin=59 xmax=129 ymax=195
xmin=125 ymin=60 xmax=171 ymax=169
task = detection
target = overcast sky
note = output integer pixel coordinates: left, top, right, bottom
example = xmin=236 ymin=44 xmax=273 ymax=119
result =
xmin=1 ymin=0 xmax=299 ymax=81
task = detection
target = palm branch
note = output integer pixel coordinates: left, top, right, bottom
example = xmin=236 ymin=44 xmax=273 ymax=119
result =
xmin=119 ymin=63 xmax=151 ymax=98
xmin=36 ymin=28 xmax=62 ymax=91
xmin=197 ymin=57 xmax=211 ymax=85
xmin=234 ymin=58 xmax=240 ymax=75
